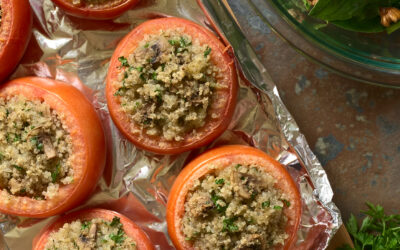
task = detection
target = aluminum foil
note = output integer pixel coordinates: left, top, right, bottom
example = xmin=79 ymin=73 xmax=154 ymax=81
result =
xmin=0 ymin=0 xmax=341 ymax=249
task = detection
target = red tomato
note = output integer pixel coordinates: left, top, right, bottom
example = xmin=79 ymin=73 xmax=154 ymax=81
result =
xmin=166 ymin=145 xmax=302 ymax=250
xmin=106 ymin=17 xmax=238 ymax=154
xmin=0 ymin=77 xmax=106 ymax=218
xmin=51 ymin=0 xmax=140 ymax=20
xmin=32 ymin=208 xmax=154 ymax=250
xmin=0 ymin=0 xmax=32 ymax=82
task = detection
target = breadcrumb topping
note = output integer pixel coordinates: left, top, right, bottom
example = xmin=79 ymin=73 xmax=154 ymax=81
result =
xmin=45 ymin=216 xmax=137 ymax=250
xmin=0 ymin=95 xmax=73 ymax=200
xmin=113 ymin=29 xmax=223 ymax=142
xmin=71 ymin=0 xmax=124 ymax=8
xmin=182 ymin=164 xmax=289 ymax=250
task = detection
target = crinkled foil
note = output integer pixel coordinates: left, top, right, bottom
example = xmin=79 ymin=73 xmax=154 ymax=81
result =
xmin=0 ymin=0 xmax=341 ymax=249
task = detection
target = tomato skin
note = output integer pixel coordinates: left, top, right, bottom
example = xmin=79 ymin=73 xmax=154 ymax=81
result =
xmin=0 ymin=0 xmax=33 ymax=82
xmin=0 ymin=77 xmax=106 ymax=218
xmin=51 ymin=0 xmax=140 ymax=20
xmin=32 ymin=208 xmax=154 ymax=250
xmin=166 ymin=145 xmax=302 ymax=250
xmin=106 ymin=17 xmax=238 ymax=155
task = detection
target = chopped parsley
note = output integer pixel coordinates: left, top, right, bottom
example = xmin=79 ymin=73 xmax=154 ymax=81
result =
xmin=81 ymin=221 xmax=91 ymax=230
xmin=211 ymin=191 xmax=227 ymax=213
xmin=262 ymin=200 xmax=270 ymax=208
xmin=6 ymin=133 xmax=11 ymax=143
xmin=283 ymin=199 xmax=291 ymax=207
xmin=168 ymin=37 xmax=192 ymax=54
xmin=250 ymin=191 xmax=258 ymax=200
xmin=129 ymin=66 xmax=143 ymax=72
xmin=12 ymin=165 xmax=25 ymax=173
xmin=222 ymin=218 xmax=239 ymax=233
xmin=114 ymin=87 xmax=128 ymax=96
xmin=30 ymin=136 xmax=43 ymax=151
xmin=152 ymin=72 xmax=158 ymax=80
xmin=110 ymin=216 xmax=121 ymax=227
xmin=204 ymin=46 xmax=212 ymax=57
xmin=155 ymin=89 xmax=163 ymax=103
xmin=215 ymin=178 xmax=225 ymax=185
xmin=143 ymin=118 xmax=152 ymax=125
xmin=118 ymin=56 xmax=129 ymax=67
xmin=110 ymin=228 xmax=125 ymax=244
xmin=144 ymin=42 xmax=150 ymax=48
xmin=168 ymin=39 xmax=178 ymax=46
xmin=273 ymin=205 xmax=283 ymax=210
xmin=51 ymin=163 xmax=61 ymax=183
xmin=13 ymin=133 xmax=21 ymax=142
xmin=179 ymin=36 xmax=192 ymax=47
xmin=235 ymin=164 xmax=241 ymax=169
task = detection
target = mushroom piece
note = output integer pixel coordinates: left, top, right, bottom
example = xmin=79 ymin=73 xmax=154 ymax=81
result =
xmin=150 ymin=44 xmax=161 ymax=64
xmin=78 ymin=232 xmax=96 ymax=250
xmin=89 ymin=223 xmax=97 ymax=239
xmin=187 ymin=192 xmax=213 ymax=218
xmin=42 ymin=136 xmax=56 ymax=159
xmin=230 ymin=171 xmax=264 ymax=200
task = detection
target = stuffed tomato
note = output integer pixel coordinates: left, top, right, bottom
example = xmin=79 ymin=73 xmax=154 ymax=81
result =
xmin=167 ymin=145 xmax=302 ymax=250
xmin=106 ymin=17 xmax=238 ymax=154
xmin=0 ymin=0 xmax=32 ymax=82
xmin=33 ymin=208 xmax=154 ymax=249
xmin=0 ymin=77 xmax=106 ymax=218
xmin=51 ymin=0 xmax=140 ymax=20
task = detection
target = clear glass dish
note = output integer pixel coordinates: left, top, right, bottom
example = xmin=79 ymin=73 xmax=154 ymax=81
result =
xmin=247 ymin=0 xmax=400 ymax=87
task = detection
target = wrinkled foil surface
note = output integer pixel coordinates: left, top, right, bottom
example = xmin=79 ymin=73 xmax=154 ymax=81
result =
xmin=0 ymin=0 xmax=341 ymax=249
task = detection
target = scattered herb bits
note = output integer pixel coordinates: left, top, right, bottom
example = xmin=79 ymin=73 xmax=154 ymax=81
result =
xmin=44 ymin=217 xmax=137 ymax=249
xmin=181 ymin=163 xmax=289 ymax=249
xmin=0 ymin=95 xmax=73 ymax=200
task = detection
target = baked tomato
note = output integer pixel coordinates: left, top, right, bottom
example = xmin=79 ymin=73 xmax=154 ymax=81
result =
xmin=166 ymin=145 xmax=302 ymax=250
xmin=51 ymin=0 xmax=140 ymax=20
xmin=0 ymin=77 xmax=106 ymax=218
xmin=33 ymin=208 xmax=154 ymax=250
xmin=0 ymin=0 xmax=32 ymax=82
xmin=106 ymin=17 xmax=237 ymax=155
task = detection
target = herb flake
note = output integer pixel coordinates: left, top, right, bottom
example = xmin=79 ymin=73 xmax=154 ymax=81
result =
xmin=204 ymin=46 xmax=211 ymax=57
xmin=110 ymin=216 xmax=121 ymax=227
xmin=262 ymin=201 xmax=270 ymax=208
xmin=51 ymin=163 xmax=61 ymax=183
xmin=215 ymin=178 xmax=225 ymax=185
xmin=118 ymin=56 xmax=129 ymax=67
xmin=222 ymin=218 xmax=238 ymax=233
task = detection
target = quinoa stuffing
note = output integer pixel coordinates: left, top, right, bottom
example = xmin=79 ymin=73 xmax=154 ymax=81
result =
xmin=114 ymin=29 xmax=224 ymax=142
xmin=71 ymin=0 xmax=122 ymax=7
xmin=182 ymin=164 xmax=290 ymax=250
xmin=0 ymin=95 xmax=73 ymax=200
xmin=45 ymin=216 xmax=137 ymax=250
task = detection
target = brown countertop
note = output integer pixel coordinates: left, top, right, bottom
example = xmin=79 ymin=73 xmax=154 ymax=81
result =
xmin=228 ymin=0 xmax=400 ymax=225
